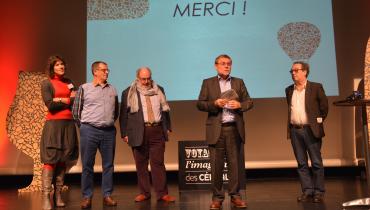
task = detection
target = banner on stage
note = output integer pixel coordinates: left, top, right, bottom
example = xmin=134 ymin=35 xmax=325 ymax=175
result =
xmin=178 ymin=140 xmax=245 ymax=190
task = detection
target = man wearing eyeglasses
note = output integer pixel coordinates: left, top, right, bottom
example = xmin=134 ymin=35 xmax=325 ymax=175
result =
xmin=197 ymin=54 xmax=253 ymax=209
xmin=72 ymin=61 xmax=119 ymax=208
xmin=119 ymin=67 xmax=175 ymax=203
xmin=286 ymin=61 xmax=328 ymax=203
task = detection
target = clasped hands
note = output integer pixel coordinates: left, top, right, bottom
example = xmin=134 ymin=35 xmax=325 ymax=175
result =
xmin=214 ymin=99 xmax=241 ymax=109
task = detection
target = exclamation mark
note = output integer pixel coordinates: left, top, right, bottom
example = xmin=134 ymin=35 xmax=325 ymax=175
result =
xmin=232 ymin=1 xmax=235 ymax=15
xmin=243 ymin=1 xmax=247 ymax=15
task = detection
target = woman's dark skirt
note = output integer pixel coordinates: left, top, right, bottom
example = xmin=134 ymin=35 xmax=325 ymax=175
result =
xmin=40 ymin=119 xmax=79 ymax=164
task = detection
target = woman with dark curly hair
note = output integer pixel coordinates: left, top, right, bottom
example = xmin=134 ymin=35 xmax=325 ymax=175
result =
xmin=40 ymin=55 xmax=79 ymax=210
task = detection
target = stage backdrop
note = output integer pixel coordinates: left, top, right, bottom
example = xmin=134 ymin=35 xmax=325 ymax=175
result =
xmin=87 ymin=0 xmax=338 ymax=100
xmin=1 ymin=0 xmax=369 ymax=177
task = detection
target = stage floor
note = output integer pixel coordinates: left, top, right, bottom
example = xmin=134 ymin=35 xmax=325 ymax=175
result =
xmin=0 ymin=176 xmax=369 ymax=210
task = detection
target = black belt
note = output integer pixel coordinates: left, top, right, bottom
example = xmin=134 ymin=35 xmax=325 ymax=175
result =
xmin=81 ymin=122 xmax=114 ymax=130
xmin=290 ymin=124 xmax=309 ymax=129
xmin=144 ymin=122 xmax=162 ymax=127
xmin=221 ymin=122 xmax=236 ymax=127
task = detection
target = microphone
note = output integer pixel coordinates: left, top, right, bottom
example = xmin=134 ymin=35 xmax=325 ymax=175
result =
xmin=346 ymin=91 xmax=362 ymax=102
xmin=67 ymin=83 xmax=74 ymax=90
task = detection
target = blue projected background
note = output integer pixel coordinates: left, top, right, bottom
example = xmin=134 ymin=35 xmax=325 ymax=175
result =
xmin=87 ymin=0 xmax=338 ymax=100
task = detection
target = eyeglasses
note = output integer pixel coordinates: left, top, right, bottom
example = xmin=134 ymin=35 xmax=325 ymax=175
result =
xmin=289 ymin=69 xmax=304 ymax=74
xmin=139 ymin=77 xmax=151 ymax=81
xmin=216 ymin=62 xmax=232 ymax=66
xmin=97 ymin=68 xmax=109 ymax=73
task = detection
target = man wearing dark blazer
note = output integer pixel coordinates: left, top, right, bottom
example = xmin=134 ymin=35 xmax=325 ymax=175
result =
xmin=119 ymin=67 xmax=175 ymax=203
xmin=285 ymin=61 xmax=328 ymax=203
xmin=197 ymin=54 xmax=253 ymax=209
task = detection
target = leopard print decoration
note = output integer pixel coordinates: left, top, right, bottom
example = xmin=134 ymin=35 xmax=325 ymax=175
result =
xmin=6 ymin=71 xmax=48 ymax=192
xmin=365 ymin=38 xmax=370 ymax=141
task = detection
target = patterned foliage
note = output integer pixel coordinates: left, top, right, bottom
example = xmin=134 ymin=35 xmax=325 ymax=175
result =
xmin=87 ymin=0 xmax=149 ymax=20
xmin=6 ymin=71 xmax=48 ymax=192
xmin=278 ymin=22 xmax=321 ymax=61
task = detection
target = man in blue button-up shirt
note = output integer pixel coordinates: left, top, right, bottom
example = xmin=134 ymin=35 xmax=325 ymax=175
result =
xmin=72 ymin=61 xmax=119 ymax=209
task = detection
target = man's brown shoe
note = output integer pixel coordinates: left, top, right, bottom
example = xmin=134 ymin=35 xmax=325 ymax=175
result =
xmin=231 ymin=197 xmax=247 ymax=208
xmin=297 ymin=193 xmax=312 ymax=202
xmin=103 ymin=196 xmax=117 ymax=206
xmin=80 ymin=198 xmax=92 ymax=209
xmin=210 ymin=200 xmax=222 ymax=210
xmin=158 ymin=195 xmax=176 ymax=202
xmin=313 ymin=194 xmax=324 ymax=203
xmin=135 ymin=194 xmax=150 ymax=202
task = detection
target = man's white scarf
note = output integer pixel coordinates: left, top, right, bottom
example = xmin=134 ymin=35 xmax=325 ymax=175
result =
xmin=127 ymin=80 xmax=170 ymax=113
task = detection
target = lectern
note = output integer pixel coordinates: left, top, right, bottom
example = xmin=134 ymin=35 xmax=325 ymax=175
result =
xmin=334 ymin=99 xmax=370 ymax=207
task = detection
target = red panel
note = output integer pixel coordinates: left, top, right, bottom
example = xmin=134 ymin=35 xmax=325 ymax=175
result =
xmin=0 ymin=1 xmax=43 ymax=165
